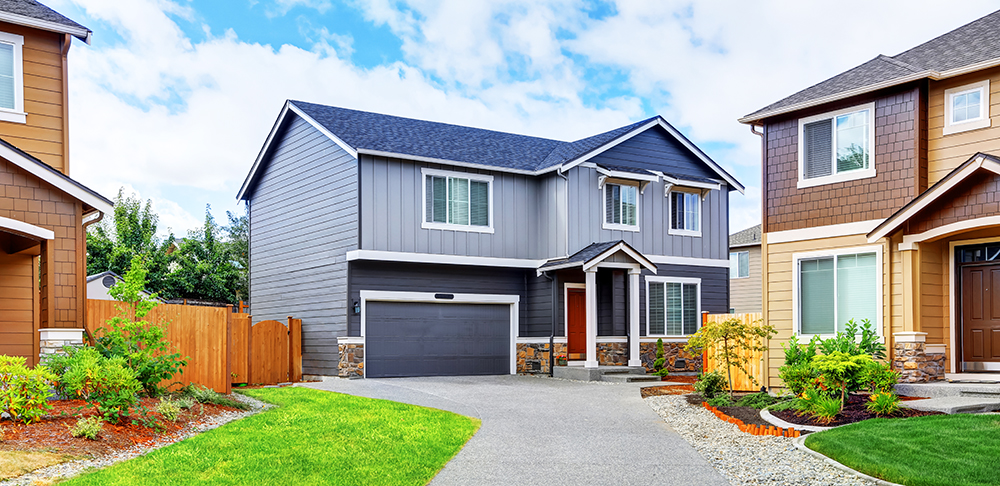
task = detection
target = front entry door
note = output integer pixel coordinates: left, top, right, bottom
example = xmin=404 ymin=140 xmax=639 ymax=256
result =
xmin=567 ymin=288 xmax=586 ymax=355
xmin=961 ymin=264 xmax=1000 ymax=364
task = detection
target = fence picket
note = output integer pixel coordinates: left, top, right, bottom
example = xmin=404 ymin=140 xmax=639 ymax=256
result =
xmin=702 ymin=312 xmax=766 ymax=392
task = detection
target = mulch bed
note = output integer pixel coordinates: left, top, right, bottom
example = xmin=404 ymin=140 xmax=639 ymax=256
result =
xmin=770 ymin=393 xmax=944 ymax=427
xmin=639 ymin=375 xmax=698 ymax=398
xmin=0 ymin=398 xmax=241 ymax=458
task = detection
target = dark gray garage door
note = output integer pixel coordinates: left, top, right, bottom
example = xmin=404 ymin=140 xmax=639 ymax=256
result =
xmin=365 ymin=301 xmax=511 ymax=378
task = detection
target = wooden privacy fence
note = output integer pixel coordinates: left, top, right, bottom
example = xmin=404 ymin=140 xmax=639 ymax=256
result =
xmin=86 ymin=300 xmax=301 ymax=393
xmin=701 ymin=312 xmax=766 ymax=392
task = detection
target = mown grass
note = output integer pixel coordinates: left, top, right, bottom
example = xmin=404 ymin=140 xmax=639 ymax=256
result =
xmin=63 ymin=387 xmax=480 ymax=486
xmin=805 ymin=414 xmax=1000 ymax=486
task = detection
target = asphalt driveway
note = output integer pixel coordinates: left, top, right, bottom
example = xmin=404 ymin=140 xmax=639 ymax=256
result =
xmin=302 ymin=375 xmax=728 ymax=485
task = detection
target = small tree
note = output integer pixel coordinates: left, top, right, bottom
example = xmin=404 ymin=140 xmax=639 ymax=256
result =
xmin=652 ymin=338 xmax=669 ymax=377
xmin=685 ymin=317 xmax=776 ymax=399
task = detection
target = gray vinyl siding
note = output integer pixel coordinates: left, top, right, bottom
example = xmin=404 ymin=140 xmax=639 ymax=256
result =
xmin=729 ymin=245 xmax=762 ymax=313
xmin=247 ymin=114 xmax=357 ymax=376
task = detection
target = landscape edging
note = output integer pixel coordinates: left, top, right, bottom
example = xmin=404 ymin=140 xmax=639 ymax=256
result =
xmin=759 ymin=407 xmax=833 ymax=432
xmin=702 ymin=402 xmax=801 ymax=437
xmin=792 ymin=436 xmax=907 ymax=486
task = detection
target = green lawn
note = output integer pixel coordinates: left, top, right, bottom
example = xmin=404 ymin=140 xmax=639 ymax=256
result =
xmin=64 ymin=387 xmax=480 ymax=486
xmin=805 ymin=414 xmax=1000 ymax=486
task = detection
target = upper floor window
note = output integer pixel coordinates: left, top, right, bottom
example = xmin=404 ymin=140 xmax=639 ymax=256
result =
xmin=0 ymin=31 xmax=25 ymax=124
xmin=944 ymin=80 xmax=991 ymax=135
xmin=421 ymin=168 xmax=493 ymax=233
xmin=647 ymin=276 xmax=700 ymax=336
xmin=730 ymin=251 xmax=749 ymax=278
xmin=797 ymin=102 xmax=875 ymax=189
xmin=669 ymin=190 xmax=700 ymax=236
xmin=603 ymin=182 xmax=638 ymax=231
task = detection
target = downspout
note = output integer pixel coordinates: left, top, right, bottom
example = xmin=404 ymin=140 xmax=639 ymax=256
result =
xmin=749 ymin=123 xmax=766 ymax=389
xmin=81 ymin=210 xmax=104 ymax=345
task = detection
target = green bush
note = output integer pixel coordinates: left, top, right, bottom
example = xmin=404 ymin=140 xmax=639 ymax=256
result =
xmin=812 ymin=351 xmax=873 ymax=406
xmin=866 ymin=391 xmax=901 ymax=416
xmin=60 ymin=347 xmax=142 ymax=423
xmin=706 ymin=395 xmax=734 ymax=408
xmin=185 ymin=384 xmax=250 ymax=410
xmin=694 ymin=370 xmax=727 ymax=399
xmin=736 ymin=392 xmax=779 ymax=409
xmin=861 ymin=361 xmax=900 ymax=394
xmin=70 ymin=416 xmax=103 ymax=440
xmin=157 ymin=397 xmax=183 ymax=422
xmin=175 ymin=396 xmax=195 ymax=409
xmin=810 ymin=395 xmax=843 ymax=424
xmin=781 ymin=333 xmax=819 ymax=367
xmin=652 ymin=338 xmax=670 ymax=377
xmin=817 ymin=319 xmax=886 ymax=359
xmin=0 ymin=355 xmax=56 ymax=424
xmin=778 ymin=362 xmax=818 ymax=396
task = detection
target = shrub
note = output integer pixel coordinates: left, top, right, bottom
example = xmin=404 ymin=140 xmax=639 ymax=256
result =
xmin=0 ymin=355 xmax=56 ymax=424
xmin=866 ymin=392 xmax=901 ymax=416
xmin=175 ymin=396 xmax=195 ymax=409
xmin=157 ymin=397 xmax=183 ymax=422
xmin=794 ymin=386 xmax=823 ymax=414
xmin=706 ymin=395 xmax=734 ymax=408
xmin=652 ymin=338 xmax=670 ymax=377
xmin=736 ymin=392 xmax=778 ymax=409
xmin=778 ymin=362 xmax=818 ymax=396
xmin=60 ymin=347 xmax=142 ymax=423
xmin=185 ymin=385 xmax=251 ymax=410
xmin=70 ymin=417 xmax=103 ymax=440
xmin=817 ymin=319 xmax=886 ymax=359
xmin=861 ymin=361 xmax=900 ymax=394
xmin=693 ymin=371 xmax=727 ymax=399
xmin=811 ymin=351 xmax=873 ymax=408
xmin=781 ymin=333 xmax=819 ymax=367
xmin=810 ymin=395 xmax=843 ymax=424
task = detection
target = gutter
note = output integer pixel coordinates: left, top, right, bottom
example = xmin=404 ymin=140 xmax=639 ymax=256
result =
xmin=81 ymin=209 xmax=105 ymax=345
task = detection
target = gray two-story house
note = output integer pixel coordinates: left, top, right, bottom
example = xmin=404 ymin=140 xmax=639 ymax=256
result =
xmin=237 ymin=101 xmax=743 ymax=378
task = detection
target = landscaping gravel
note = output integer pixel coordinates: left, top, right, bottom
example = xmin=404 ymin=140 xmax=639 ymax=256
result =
xmin=645 ymin=395 xmax=877 ymax=486
xmin=0 ymin=393 xmax=270 ymax=486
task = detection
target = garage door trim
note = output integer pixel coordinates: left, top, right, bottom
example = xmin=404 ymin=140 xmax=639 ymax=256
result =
xmin=359 ymin=290 xmax=519 ymax=375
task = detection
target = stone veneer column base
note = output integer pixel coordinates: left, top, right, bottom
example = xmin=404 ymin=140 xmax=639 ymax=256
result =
xmin=38 ymin=328 xmax=85 ymax=364
xmin=639 ymin=341 xmax=701 ymax=373
xmin=338 ymin=343 xmax=364 ymax=378
xmin=517 ymin=342 xmax=566 ymax=374
xmin=893 ymin=342 xmax=945 ymax=383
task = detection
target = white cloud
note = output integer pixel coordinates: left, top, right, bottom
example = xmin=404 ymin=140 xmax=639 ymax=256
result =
xmin=266 ymin=0 xmax=333 ymax=17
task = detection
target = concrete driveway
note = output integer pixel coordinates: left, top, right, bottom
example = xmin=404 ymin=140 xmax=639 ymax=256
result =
xmin=302 ymin=375 xmax=728 ymax=485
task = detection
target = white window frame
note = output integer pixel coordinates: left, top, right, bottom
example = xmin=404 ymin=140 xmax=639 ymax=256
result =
xmin=797 ymin=102 xmax=876 ymax=189
xmin=667 ymin=189 xmax=701 ymax=237
xmin=944 ymin=80 xmax=991 ymax=136
xmin=791 ymin=245 xmax=883 ymax=340
xmin=730 ymin=251 xmax=749 ymax=279
xmin=602 ymin=181 xmax=640 ymax=232
xmin=645 ymin=275 xmax=701 ymax=337
xmin=0 ymin=31 xmax=25 ymax=124
xmin=420 ymin=167 xmax=494 ymax=234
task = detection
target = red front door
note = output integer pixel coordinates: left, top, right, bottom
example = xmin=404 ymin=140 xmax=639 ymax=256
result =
xmin=567 ymin=288 xmax=586 ymax=355
xmin=962 ymin=264 xmax=1000 ymax=363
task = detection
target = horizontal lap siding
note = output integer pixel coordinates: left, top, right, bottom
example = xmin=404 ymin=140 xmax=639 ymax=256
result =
xmin=249 ymin=114 xmax=357 ymax=376
xmin=927 ymin=66 xmax=1000 ymax=185
xmin=0 ymin=252 xmax=34 ymax=365
xmin=730 ymin=245 xmax=762 ymax=313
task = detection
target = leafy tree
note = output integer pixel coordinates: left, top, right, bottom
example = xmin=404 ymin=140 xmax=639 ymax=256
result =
xmin=685 ymin=317 xmax=776 ymax=399
xmin=226 ymin=207 xmax=249 ymax=302
xmin=161 ymin=206 xmax=244 ymax=304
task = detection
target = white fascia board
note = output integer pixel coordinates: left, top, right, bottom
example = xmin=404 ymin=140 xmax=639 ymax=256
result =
xmin=287 ymin=103 xmax=359 ymax=158
xmin=357 ymin=148 xmax=540 ymax=176
xmin=595 ymin=166 xmax=660 ymax=182
xmin=536 ymin=261 xmax=582 ymax=276
xmin=728 ymin=242 xmax=760 ymax=249
xmin=0 ymin=144 xmax=113 ymax=214
xmin=346 ymin=249 xmax=545 ymax=269
xmin=766 ymin=219 xmax=884 ymax=245
xmin=0 ymin=12 xmax=91 ymax=43
xmin=646 ymin=255 xmax=730 ymax=268
xmin=0 ymin=215 xmax=53 ymax=240
xmin=902 ymin=215 xmax=1000 ymax=245
xmin=582 ymin=243 xmax=658 ymax=273
xmin=659 ymin=173 xmax=722 ymax=191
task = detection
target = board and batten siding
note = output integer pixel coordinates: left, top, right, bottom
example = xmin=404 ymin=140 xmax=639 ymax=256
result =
xmin=248 ymin=114 xmax=357 ymax=376
xmin=729 ymin=245 xmax=762 ymax=313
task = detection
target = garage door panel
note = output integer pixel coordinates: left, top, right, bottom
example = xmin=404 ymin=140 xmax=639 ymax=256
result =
xmin=366 ymin=301 xmax=511 ymax=378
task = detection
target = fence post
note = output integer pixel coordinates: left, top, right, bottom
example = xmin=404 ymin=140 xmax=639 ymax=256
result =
xmin=225 ymin=305 xmax=233 ymax=394
xmin=287 ymin=316 xmax=302 ymax=382
xmin=247 ymin=315 xmax=254 ymax=385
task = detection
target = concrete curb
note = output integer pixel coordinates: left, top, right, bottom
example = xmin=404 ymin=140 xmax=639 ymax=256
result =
xmin=760 ymin=408 xmax=833 ymax=432
xmin=792 ymin=436 xmax=906 ymax=486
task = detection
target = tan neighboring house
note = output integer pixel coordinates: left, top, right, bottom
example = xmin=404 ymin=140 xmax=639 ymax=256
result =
xmin=741 ymin=10 xmax=1000 ymax=386
xmin=729 ymin=224 xmax=761 ymax=314
xmin=0 ymin=1 xmax=111 ymax=366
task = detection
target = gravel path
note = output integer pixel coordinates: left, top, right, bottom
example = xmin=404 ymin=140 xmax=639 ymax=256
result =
xmin=645 ymin=395 xmax=876 ymax=486
xmin=1 ymin=393 xmax=271 ymax=486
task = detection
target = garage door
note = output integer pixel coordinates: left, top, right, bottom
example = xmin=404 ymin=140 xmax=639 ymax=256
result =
xmin=365 ymin=301 xmax=511 ymax=378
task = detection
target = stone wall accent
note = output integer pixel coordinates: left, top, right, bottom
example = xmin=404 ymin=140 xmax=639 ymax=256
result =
xmin=640 ymin=341 xmax=701 ymax=373
xmin=597 ymin=342 xmax=628 ymax=366
xmin=517 ymin=342 xmax=566 ymax=374
xmin=893 ymin=342 xmax=945 ymax=383
xmin=338 ymin=343 xmax=364 ymax=378
xmin=38 ymin=330 xmax=84 ymax=364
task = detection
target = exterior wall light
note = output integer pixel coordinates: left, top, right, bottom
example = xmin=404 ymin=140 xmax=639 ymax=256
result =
xmin=353 ymin=300 xmax=361 ymax=315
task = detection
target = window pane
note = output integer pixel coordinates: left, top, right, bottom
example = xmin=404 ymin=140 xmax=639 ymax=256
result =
xmin=685 ymin=193 xmax=699 ymax=231
xmin=803 ymin=118 xmax=833 ymax=179
xmin=448 ymin=177 xmax=469 ymax=225
xmin=665 ymin=282 xmax=682 ymax=335
xmin=671 ymin=192 xmax=684 ymax=230
xmin=612 ymin=185 xmax=621 ymax=224
xmin=730 ymin=253 xmax=739 ymax=278
xmin=0 ymin=43 xmax=14 ymax=111
xmin=649 ymin=283 xmax=665 ymax=335
xmin=622 ymin=185 xmax=637 ymax=226
xmin=739 ymin=252 xmax=750 ymax=278
xmin=801 ymin=258 xmax=835 ymax=334
xmin=967 ymin=90 xmax=981 ymax=120
xmin=836 ymin=110 xmax=868 ymax=173
xmin=682 ymin=283 xmax=698 ymax=335
xmin=605 ymin=184 xmax=614 ymax=224
xmin=470 ymin=181 xmax=489 ymax=226
xmin=836 ymin=253 xmax=877 ymax=331
xmin=431 ymin=177 xmax=447 ymax=223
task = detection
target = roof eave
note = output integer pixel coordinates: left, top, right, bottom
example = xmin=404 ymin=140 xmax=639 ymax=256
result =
xmin=0 ymin=11 xmax=91 ymax=43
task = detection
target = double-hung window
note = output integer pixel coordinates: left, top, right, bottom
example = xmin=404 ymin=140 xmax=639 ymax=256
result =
xmin=669 ymin=190 xmax=700 ymax=236
xmin=730 ymin=251 xmax=749 ymax=279
xmin=603 ymin=182 xmax=638 ymax=230
xmin=647 ymin=277 xmax=700 ymax=336
xmin=944 ymin=80 xmax=991 ymax=135
xmin=0 ymin=31 xmax=24 ymax=124
xmin=795 ymin=248 xmax=881 ymax=336
xmin=797 ymin=103 xmax=875 ymax=188
xmin=422 ymin=168 xmax=493 ymax=233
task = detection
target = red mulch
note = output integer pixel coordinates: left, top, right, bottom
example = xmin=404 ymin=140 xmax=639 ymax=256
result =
xmin=639 ymin=375 xmax=698 ymax=398
xmin=770 ymin=393 xmax=944 ymax=427
xmin=0 ymin=398 xmax=241 ymax=458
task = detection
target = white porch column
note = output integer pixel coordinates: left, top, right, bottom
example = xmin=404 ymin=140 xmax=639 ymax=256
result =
xmin=628 ymin=269 xmax=642 ymax=367
xmin=585 ymin=269 xmax=599 ymax=368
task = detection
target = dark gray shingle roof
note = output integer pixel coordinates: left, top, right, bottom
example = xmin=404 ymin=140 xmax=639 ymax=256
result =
xmin=539 ymin=241 xmax=622 ymax=270
xmin=0 ymin=0 xmax=90 ymax=37
xmin=729 ymin=224 xmax=761 ymax=247
xmin=743 ymin=9 xmax=1000 ymax=122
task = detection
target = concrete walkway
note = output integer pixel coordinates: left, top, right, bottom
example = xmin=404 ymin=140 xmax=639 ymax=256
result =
xmin=302 ymin=375 xmax=728 ymax=486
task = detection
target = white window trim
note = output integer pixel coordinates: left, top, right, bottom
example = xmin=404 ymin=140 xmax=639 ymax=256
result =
xmin=667 ymin=188 xmax=702 ymax=237
xmin=602 ymin=181 xmax=640 ymax=232
xmin=420 ymin=167 xmax=495 ymax=234
xmin=797 ymin=102 xmax=876 ymax=189
xmin=944 ymin=79 xmax=991 ymax=136
xmin=730 ymin=251 xmax=749 ymax=279
xmin=0 ymin=31 xmax=25 ymax=124
xmin=791 ymin=245 xmax=883 ymax=340
xmin=645 ymin=275 xmax=701 ymax=338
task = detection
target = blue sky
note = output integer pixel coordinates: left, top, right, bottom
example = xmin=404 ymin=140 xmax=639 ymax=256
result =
xmin=46 ymin=0 xmax=1000 ymax=237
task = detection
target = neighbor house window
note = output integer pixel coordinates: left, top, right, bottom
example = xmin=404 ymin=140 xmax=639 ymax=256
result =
xmin=795 ymin=248 xmax=881 ymax=336
xmin=797 ymin=102 xmax=875 ymax=188
xmin=730 ymin=251 xmax=749 ymax=278
xmin=944 ymin=80 xmax=991 ymax=135
xmin=604 ymin=182 xmax=638 ymax=230
xmin=647 ymin=277 xmax=700 ymax=336
xmin=0 ymin=31 xmax=24 ymax=124
xmin=422 ymin=168 xmax=493 ymax=233
xmin=669 ymin=191 xmax=700 ymax=236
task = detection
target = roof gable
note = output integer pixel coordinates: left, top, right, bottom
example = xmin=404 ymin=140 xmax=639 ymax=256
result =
xmin=588 ymin=125 xmax=718 ymax=182
xmin=0 ymin=136 xmax=112 ymax=214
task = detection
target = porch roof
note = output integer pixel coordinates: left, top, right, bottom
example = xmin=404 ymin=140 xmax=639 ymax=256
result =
xmin=537 ymin=240 xmax=657 ymax=275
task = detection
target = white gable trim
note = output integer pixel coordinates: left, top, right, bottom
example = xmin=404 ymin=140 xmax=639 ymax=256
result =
xmin=581 ymin=242 xmax=658 ymax=273
xmin=0 ymin=12 xmax=91 ymax=44
xmin=0 ymin=144 xmax=112 ymax=214
xmin=0 ymin=215 xmax=53 ymax=240
xmin=560 ymin=119 xmax=660 ymax=172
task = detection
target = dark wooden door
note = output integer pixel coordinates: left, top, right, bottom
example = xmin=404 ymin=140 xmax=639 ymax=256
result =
xmin=567 ymin=288 xmax=586 ymax=354
xmin=961 ymin=264 xmax=1000 ymax=363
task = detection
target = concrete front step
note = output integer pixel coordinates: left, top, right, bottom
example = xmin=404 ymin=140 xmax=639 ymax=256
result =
xmin=896 ymin=381 xmax=1000 ymax=398
xmin=600 ymin=374 xmax=663 ymax=383
xmin=902 ymin=397 xmax=1000 ymax=414
xmin=553 ymin=365 xmax=649 ymax=382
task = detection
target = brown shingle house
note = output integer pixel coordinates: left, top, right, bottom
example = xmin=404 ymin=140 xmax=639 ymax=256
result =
xmin=0 ymin=1 xmax=111 ymax=366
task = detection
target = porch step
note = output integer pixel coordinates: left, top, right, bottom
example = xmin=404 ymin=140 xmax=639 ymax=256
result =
xmin=600 ymin=374 xmax=662 ymax=383
xmin=896 ymin=382 xmax=1000 ymax=399
xmin=553 ymin=365 xmax=648 ymax=382
xmin=902 ymin=397 xmax=1000 ymax=414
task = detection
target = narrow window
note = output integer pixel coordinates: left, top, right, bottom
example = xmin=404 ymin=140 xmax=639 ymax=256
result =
xmin=604 ymin=183 xmax=638 ymax=227
xmin=670 ymin=191 xmax=700 ymax=234
xmin=729 ymin=251 xmax=749 ymax=278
